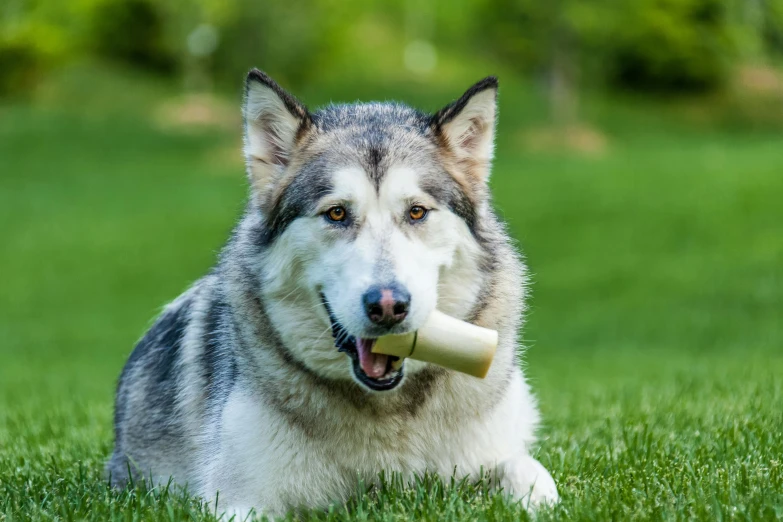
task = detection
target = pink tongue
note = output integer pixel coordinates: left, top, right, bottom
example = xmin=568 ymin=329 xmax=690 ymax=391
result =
xmin=355 ymin=338 xmax=388 ymax=379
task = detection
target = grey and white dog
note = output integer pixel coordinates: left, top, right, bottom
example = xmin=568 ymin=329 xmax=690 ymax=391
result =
xmin=108 ymin=70 xmax=558 ymax=518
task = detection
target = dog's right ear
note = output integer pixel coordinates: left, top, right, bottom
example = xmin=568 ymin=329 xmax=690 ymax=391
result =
xmin=431 ymin=77 xmax=498 ymax=184
xmin=243 ymin=69 xmax=311 ymax=195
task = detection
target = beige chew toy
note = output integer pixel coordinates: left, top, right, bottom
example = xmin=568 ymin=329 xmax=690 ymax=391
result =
xmin=372 ymin=310 xmax=498 ymax=378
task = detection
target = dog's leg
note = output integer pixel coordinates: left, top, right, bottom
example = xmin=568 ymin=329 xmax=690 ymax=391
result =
xmin=468 ymin=369 xmax=558 ymax=509
xmin=497 ymin=452 xmax=559 ymax=510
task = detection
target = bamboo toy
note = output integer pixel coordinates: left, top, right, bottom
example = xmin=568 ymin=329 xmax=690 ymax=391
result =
xmin=372 ymin=310 xmax=498 ymax=378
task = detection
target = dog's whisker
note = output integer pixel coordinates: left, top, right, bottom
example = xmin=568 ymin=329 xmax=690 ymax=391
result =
xmin=312 ymin=325 xmax=335 ymax=344
xmin=275 ymin=287 xmax=309 ymax=305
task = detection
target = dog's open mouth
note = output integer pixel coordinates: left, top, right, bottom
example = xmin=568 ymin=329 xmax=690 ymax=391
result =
xmin=321 ymin=296 xmax=404 ymax=391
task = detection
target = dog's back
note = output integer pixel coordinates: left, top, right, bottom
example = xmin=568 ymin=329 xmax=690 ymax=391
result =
xmin=108 ymin=279 xmax=232 ymax=487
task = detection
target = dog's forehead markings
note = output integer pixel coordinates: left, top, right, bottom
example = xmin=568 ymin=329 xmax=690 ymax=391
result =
xmin=331 ymin=165 xmax=430 ymax=220
xmin=332 ymin=167 xmax=375 ymax=203
xmin=379 ymin=166 xmax=423 ymax=203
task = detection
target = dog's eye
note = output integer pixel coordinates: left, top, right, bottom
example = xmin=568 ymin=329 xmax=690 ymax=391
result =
xmin=325 ymin=206 xmax=347 ymax=222
xmin=409 ymin=206 xmax=427 ymax=222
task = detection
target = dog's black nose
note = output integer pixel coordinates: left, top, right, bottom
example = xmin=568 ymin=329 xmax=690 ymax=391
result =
xmin=363 ymin=284 xmax=410 ymax=327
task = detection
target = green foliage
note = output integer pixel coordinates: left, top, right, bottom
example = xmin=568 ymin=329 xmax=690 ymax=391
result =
xmin=480 ymin=0 xmax=738 ymax=92
xmin=0 ymin=36 xmax=42 ymax=97
xmin=3 ymin=0 xmax=783 ymax=98
xmin=208 ymin=0 xmax=333 ymax=90
xmin=88 ymin=0 xmax=175 ymax=73
xmin=609 ymin=0 xmax=733 ymax=91
xmin=763 ymin=0 xmax=783 ymax=56
xmin=0 ymin=4 xmax=69 ymax=97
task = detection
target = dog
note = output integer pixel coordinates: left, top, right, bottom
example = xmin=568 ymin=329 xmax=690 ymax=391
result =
xmin=107 ymin=69 xmax=558 ymax=518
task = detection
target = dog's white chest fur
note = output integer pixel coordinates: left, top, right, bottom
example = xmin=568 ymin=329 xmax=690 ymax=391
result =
xmin=202 ymin=367 xmax=555 ymax=517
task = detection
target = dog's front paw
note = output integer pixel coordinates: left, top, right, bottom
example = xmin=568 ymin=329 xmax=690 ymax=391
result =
xmin=499 ymin=454 xmax=559 ymax=510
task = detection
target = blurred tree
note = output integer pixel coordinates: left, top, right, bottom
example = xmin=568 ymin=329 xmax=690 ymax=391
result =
xmin=727 ymin=0 xmax=783 ymax=59
xmin=0 ymin=1 xmax=71 ymax=97
xmin=1 ymin=0 xmax=780 ymax=101
xmin=211 ymin=1 xmax=327 ymax=89
xmin=479 ymin=0 xmax=738 ymax=103
xmin=88 ymin=0 xmax=175 ymax=73
xmin=477 ymin=0 xmax=614 ymax=125
xmin=0 ymin=37 xmax=41 ymax=96
xmin=761 ymin=0 xmax=783 ymax=56
xmin=609 ymin=0 xmax=734 ymax=91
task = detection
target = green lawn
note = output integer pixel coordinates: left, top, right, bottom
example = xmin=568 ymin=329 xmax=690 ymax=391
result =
xmin=1 ymin=78 xmax=782 ymax=520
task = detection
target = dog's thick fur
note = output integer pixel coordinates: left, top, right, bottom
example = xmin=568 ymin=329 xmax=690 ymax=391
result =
xmin=107 ymin=70 xmax=558 ymax=517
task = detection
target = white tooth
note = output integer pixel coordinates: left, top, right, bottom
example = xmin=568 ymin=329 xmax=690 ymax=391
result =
xmin=391 ymin=357 xmax=405 ymax=371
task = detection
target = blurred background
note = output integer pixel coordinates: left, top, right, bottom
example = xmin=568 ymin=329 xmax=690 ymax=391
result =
xmin=1 ymin=0 xmax=782 ymax=464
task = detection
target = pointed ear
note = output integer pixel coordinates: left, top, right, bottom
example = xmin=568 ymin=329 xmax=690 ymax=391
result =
xmin=432 ymin=76 xmax=498 ymax=182
xmin=243 ymin=69 xmax=311 ymax=194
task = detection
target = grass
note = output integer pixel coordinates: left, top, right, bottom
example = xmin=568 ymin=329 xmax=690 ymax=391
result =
xmin=1 ymin=71 xmax=782 ymax=521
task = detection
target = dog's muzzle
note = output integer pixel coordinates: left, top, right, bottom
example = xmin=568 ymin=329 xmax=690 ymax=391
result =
xmin=321 ymin=295 xmax=404 ymax=391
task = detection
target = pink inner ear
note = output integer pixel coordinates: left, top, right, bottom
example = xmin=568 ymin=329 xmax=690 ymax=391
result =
xmin=457 ymin=117 xmax=484 ymax=152
xmin=261 ymin=120 xmax=290 ymax=167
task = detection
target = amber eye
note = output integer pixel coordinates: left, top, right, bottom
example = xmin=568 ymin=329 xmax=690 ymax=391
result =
xmin=409 ymin=205 xmax=427 ymax=221
xmin=326 ymin=206 xmax=347 ymax=222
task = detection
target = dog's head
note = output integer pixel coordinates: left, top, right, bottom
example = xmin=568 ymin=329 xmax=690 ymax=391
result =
xmin=243 ymin=70 xmax=498 ymax=391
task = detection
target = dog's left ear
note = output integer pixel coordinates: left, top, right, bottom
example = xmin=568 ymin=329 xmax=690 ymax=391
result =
xmin=432 ymin=76 xmax=498 ymax=183
xmin=243 ymin=69 xmax=312 ymax=196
